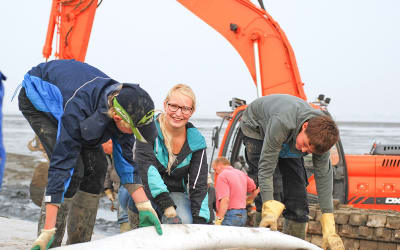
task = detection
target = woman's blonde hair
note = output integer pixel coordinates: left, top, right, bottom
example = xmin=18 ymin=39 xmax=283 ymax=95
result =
xmin=159 ymin=84 xmax=196 ymax=174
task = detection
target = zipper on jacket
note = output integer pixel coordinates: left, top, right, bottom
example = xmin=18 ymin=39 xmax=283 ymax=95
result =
xmin=64 ymin=76 xmax=111 ymax=111
xmin=192 ymin=149 xmax=205 ymax=189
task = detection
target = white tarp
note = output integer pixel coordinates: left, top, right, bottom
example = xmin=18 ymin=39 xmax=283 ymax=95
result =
xmin=55 ymin=224 xmax=321 ymax=250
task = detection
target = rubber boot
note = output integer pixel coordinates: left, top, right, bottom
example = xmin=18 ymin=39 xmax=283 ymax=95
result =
xmin=128 ymin=209 xmax=139 ymax=230
xmin=66 ymin=190 xmax=100 ymax=245
xmin=30 ymin=162 xmax=49 ymax=207
xmin=254 ymin=211 xmax=262 ymax=227
xmin=37 ymin=196 xmax=73 ymax=248
xmin=282 ymin=218 xmax=307 ymax=240
xmin=120 ymin=222 xmax=132 ymax=233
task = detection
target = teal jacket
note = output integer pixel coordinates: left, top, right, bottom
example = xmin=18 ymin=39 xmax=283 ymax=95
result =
xmin=135 ymin=115 xmax=210 ymax=223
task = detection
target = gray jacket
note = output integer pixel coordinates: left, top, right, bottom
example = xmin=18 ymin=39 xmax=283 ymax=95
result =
xmin=240 ymin=94 xmax=333 ymax=213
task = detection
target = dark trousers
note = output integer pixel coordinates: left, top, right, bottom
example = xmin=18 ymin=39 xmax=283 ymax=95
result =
xmin=18 ymin=88 xmax=107 ymax=197
xmin=243 ymin=135 xmax=309 ymax=223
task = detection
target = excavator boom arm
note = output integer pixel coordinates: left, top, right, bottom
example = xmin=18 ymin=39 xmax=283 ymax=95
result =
xmin=43 ymin=0 xmax=98 ymax=62
xmin=177 ymin=0 xmax=307 ymax=100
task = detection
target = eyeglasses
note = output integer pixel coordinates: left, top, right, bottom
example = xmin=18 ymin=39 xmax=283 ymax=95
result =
xmin=167 ymin=102 xmax=193 ymax=115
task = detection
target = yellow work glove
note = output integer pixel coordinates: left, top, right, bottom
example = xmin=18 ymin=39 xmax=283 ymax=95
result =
xmin=136 ymin=200 xmax=163 ymax=235
xmin=104 ymin=189 xmax=115 ymax=201
xmin=320 ymin=213 xmax=345 ymax=250
xmin=246 ymin=197 xmax=254 ymax=206
xmin=259 ymin=200 xmax=285 ymax=231
xmin=31 ymin=228 xmax=56 ymax=250
xmin=214 ymin=217 xmax=223 ymax=225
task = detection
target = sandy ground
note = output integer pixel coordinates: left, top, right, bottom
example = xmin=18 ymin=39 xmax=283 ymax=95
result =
xmin=0 ymin=153 xmax=113 ymax=249
xmin=0 ymin=217 xmax=106 ymax=250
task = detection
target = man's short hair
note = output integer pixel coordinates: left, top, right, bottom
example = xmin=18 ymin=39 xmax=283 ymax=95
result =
xmin=212 ymin=157 xmax=231 ymax=166
xmin=306 ymin=115 xmax=339 ymax=154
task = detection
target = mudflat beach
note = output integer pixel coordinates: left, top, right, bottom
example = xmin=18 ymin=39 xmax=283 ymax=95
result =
xmin=0 ymin=153 xmax=107 ymax=249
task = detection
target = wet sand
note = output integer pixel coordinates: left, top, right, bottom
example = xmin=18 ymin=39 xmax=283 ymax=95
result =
xmin=0 ymin=153 xmax=114 ymax=248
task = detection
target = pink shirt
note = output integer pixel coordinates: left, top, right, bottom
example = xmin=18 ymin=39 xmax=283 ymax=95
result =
xmin=215 ymin=166 xmax=256 ymax=210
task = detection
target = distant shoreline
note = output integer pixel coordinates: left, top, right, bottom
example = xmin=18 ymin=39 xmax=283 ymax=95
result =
xmin=3 ymin=113 xmax=400 ymax=125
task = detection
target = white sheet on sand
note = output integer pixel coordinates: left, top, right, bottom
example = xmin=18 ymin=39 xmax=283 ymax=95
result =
xmin=54 ymin=224 xmax=322 ymax=250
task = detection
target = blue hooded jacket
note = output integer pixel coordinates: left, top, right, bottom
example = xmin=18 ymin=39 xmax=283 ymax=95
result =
xmin=21 ymin=59 xmax=141 ymax=204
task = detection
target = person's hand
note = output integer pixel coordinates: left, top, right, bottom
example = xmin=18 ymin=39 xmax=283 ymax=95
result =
xmin=104 ymin=189 xmax=115 ymax=202
xmin=164 ymin=206 xmax=177 ymax=217
xmin=136 ymin=200 xmax=163 ymax=235
xmin=246 ymin=197 xmax=254 ymax=206
xmin=320 ymin=213 xmax=345 ymax=250
xmin=162 ymin=206 xmax=182 ymax=224
xmin=104 ymin=189 xmax=117 ymax=211
xmin=259 ymin=200 xmax=285 ymax=231
xmin=31 ymin=228 xmax=56 ymax=250
xmin=214 ymin=217 xmax=223 ymax=225
xmin=102 ymin=140 xmax=113 ymax=155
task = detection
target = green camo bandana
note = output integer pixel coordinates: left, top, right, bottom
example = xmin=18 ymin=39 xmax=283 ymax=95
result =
xmin=113 ymin=98 xmax=154 ymax=142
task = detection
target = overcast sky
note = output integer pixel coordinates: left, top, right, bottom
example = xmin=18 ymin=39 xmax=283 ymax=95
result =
xmin=1 ymin=0 xmax=399 ymax=122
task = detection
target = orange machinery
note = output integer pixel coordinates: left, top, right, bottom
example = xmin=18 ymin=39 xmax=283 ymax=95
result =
xmin=42 ymin=0 xmax=99 ymax=62
xmin=178 ymin=0 xmax=400 ymax=211
xmin=43 ymin=0 xmax=400 ymax=211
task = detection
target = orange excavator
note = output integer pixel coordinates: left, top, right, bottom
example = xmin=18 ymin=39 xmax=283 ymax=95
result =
xmin=42 ymin=0 xmax=100 ymax=62
xmin=43 ymin=0 xmax=400 ymax=212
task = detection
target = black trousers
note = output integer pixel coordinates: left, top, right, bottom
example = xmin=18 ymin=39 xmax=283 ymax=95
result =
xmin=243 ymin=135 xmax=309 ymax=223
xmin=18 ymin=88 xmax=107 ymax=197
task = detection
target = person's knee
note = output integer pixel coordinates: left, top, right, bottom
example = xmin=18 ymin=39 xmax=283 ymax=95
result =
xmin=283 ymin=199 xmax=309 ymax=223
xmin=170 ymin=192 xmax=192 ymax=224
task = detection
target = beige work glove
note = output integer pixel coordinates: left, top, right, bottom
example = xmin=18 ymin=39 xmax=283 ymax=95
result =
xmin=164 ymin=206 xmax=177 ymax=218
xmin=259 ymin=200 xmax=285 ymax=231
xmin=214 ymin=217 xmax=223 ymax=225
xmin=162 ymin=206 xmax=182 ymax=224
xmin=104 ymin=189 xmax=115 ymax=201
xmin=31 ymin=228 xmax=56 ymax=250
xmin=320 ymin=213 xmax=345 ymax=250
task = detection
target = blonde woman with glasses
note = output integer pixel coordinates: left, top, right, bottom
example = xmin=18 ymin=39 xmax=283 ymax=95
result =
xmin=132 ymin=84 xmax=210 ymax=224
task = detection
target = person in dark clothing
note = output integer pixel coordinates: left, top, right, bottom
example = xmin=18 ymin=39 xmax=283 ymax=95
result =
xmin=17 ymin=60 xmax=162 ymax=250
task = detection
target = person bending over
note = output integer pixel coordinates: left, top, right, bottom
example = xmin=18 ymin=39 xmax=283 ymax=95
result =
xmin=18 ymin=59 xmax=162 ymax=250
xmin=240 ymin=94 xmax=344 ymax=250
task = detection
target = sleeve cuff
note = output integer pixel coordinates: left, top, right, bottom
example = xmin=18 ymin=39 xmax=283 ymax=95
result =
xmin=154 ymin=192 xmax=175 ymax=213
xmin=123 ymin=183 xmax=143 ymax=194
xmin=44 ymin=193 xmax=63 ymax=204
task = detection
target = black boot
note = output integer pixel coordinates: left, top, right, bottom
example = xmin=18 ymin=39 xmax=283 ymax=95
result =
xmin=283 ymin=218 xmax=307 ymax=240
xmin=66 ymin=190 xmax=100 ymax=244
